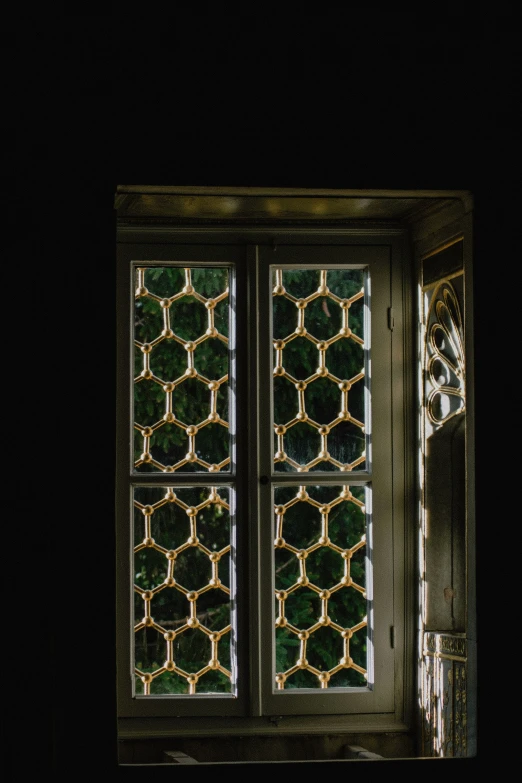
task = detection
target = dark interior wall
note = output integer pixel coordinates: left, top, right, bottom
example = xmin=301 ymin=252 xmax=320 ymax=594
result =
xmin=117 ymin=732 xmax=415 ymax=764
xmin=18 ymin=12 xmax=516 ymax=778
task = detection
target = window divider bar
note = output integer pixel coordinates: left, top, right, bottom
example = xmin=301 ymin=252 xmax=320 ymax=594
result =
xmin=266 ymin=474 xmax=372 ymax=485
xmin=130 ymin=473 xmax=237 ymax=485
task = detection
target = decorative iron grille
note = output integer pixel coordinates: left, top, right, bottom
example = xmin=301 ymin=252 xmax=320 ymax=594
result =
xmin=133 ymin=485 xmax=234 ymax=695
xmin=134 ymin=266 xmax=231 ymax=473
xmin=272 ymin=268 xmax=367 ymax=472
xmin=274 ymin=484 xmax=368 ymax=689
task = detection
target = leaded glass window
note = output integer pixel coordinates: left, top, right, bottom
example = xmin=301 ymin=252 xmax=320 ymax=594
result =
xmin=117 ymin=240 xmax=400 ymax=720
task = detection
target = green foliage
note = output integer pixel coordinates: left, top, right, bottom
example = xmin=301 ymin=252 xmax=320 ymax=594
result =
xmin=135 ymin=610 xmax=232 ymax=694
xmin=273 ymin=268 xmax=366 ymax=470
xmin=134 ymin=267 xmax=231 ymax=467
xmin=132 ymin=267 xmax=370 ymax=693
xmin=274 ymin=485 xmax=368 ymax=688
xmin=134 ymin=486 xmax=233 ymax=694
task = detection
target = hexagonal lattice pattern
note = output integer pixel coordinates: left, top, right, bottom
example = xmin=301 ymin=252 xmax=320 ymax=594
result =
xmin=272 ymin=268 xmax=367 ymax=471
xmin=134 ymin=266 xmax=230 ymax=473
xmin=134 ymin=486 xmax=233 ymax=695
xmin=274 ymin=485 xmax=368 ymax=689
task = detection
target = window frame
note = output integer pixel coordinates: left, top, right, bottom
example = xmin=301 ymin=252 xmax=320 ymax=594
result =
xmin=116 ymin=227 xmax=414 ymax=734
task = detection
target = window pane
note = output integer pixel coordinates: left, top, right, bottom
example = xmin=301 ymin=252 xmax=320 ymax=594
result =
xmin=133 ymin=485 xmax=235 ymax=695
xmin=272 ymin=268 xmax=367 ymax=472
xmin=273 ymin=484 xmax=369 ymax=690
xmin=134 ymin=266 xmax=232 ymax=473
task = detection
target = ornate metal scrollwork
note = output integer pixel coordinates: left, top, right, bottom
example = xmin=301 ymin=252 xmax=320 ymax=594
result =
xmin=425 ymin=281 xmax=465 ymax=426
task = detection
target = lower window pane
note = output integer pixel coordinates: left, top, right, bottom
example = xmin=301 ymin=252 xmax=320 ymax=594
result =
xmin=274 ymin=484 xmax=369 ymax=690
xmin=133 ymin=485 xmax=235 ymax=695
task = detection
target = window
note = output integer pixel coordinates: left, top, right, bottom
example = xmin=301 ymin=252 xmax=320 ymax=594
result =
xmin=116 ymin=232 xmax=410 ymax=725
xmin=115 ymin=186 xmax=476 ymax=761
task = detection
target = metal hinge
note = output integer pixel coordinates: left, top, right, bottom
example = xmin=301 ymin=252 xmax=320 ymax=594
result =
xmin=390 ymin=625 xmax=395 ymax=648
xmin=388 ymin=307 xmax=395 ymax=331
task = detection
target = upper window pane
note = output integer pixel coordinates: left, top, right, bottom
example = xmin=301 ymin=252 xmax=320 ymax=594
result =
xmin=272 ymin=267 xmax=368 ymax=472
xmin=133 ymin=266 xmax=232 ymax=473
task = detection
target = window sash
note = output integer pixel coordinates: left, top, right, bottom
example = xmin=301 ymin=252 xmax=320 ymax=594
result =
xmin=116 ymin=239 xmax=401 ymax=719
xmin=256 ymin=245 xmax=395 ymax=715
xmin=117 ymin=244 xmax=248 ymax=718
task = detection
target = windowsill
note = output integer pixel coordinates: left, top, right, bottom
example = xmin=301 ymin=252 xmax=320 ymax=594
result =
xmin=118 ymin=713 xmax=411 ymax=740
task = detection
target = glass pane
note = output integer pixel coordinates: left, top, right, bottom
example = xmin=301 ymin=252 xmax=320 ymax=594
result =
xmin=272 ymin=268 xmax=367 ymax=472
xmin=273 ymin=484 xmax=368 ymax=690
xmin=133 ymin=485 xmax=235 ymax=695
xmin=134 ymin=266 xmax=231 ymax=473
